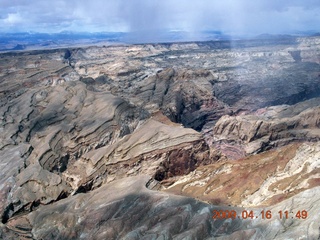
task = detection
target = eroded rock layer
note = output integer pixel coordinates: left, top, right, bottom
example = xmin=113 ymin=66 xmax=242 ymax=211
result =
xmin=213 ymin=97 xmax=320 ymax=157
xmin=2 ymin=176 xmax=319 ymax=240
xmin=0 ymin=79 xmax=211 ymax=224
xmin=0 ymin=36 xmax=320 ymax=239
xmin=164 ymin=142 xmax=320 ymax=207
xmin=0 ymin=81 xmax=142 ymax=221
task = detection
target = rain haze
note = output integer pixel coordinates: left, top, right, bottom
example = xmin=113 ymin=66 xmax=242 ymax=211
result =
xmin=1 ymin=0 xmax=320 ymax=41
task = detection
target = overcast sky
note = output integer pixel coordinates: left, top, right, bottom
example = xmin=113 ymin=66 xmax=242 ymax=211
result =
xmin=1 ymin=0 xmax=319 ymax=35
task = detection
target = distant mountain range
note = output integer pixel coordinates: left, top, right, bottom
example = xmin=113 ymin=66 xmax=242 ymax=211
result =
xmin=0 ymin=30 xmax=319 ymax=52
xmin=0 ymin=32 xmax=126 ymax=51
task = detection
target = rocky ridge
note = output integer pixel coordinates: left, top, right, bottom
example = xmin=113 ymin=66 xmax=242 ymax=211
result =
xmin=164 ymin=142 xmax=320 ymax=207
xmin=2 ymin=176 xmax=319 ymax=239
xmin=213 ymin=97 xmax=320 ymax=157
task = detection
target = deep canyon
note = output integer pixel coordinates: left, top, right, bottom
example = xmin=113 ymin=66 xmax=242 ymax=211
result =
xmin=0 ymin=36 xmax=320 ymax=239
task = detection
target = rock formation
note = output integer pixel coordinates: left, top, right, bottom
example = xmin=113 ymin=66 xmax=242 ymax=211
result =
xmin=2 ymin=176 xmax=319 ymax=239
xmin=0 ymin=36 xmax=320 ymax=239
xmin=213 ymin=97 xmax=320 ymax=157
xmin=164 ymin=142 xmax=320 ymax=207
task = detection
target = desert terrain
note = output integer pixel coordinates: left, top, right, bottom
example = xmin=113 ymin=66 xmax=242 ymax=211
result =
xmin=0 ymin=36 xmax=320 ymax=239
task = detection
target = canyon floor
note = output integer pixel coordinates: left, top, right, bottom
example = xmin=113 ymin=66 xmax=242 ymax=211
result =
xmin=0 ymin=36 xmax=320 ymax=239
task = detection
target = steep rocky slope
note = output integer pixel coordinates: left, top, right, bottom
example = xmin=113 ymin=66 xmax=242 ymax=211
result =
xmin=164 ymin=142 xmax=320 ymax=207
xmin=2 ymin=176 xmax=319 ymax=239
xmin=0 ymin=80 xmax=211 ymax=225
xmin=212 ymin=97 xmax=320 ymax=157
xmin=0 ymin=36 xmax=320 ymax=239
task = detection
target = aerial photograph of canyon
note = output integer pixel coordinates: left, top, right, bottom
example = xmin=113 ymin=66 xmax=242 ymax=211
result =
xmin=0 ymin=1 xmax=320 ymax=239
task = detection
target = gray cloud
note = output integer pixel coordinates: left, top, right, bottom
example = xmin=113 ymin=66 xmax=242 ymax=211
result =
xmin=0 ymin=0 xmax=319 ymax=35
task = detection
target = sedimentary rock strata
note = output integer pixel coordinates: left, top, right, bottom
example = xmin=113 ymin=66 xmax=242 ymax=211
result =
xmin=164 ymin=142 xmax=320 ymax=207
xmin=0 ymin=80 xmax=144 ymax=221
xmin=0 ymin=36 xmax=320 ymax=239
xmin=213 ymin=97 xmax=320 ymax=156
xmin=2 ymin=176 xmax=319 ymax=239
xmin=63 ymin=117 xmax=211 ymax=191
xmin=68 ymin=36 xmax=320 ymax=130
